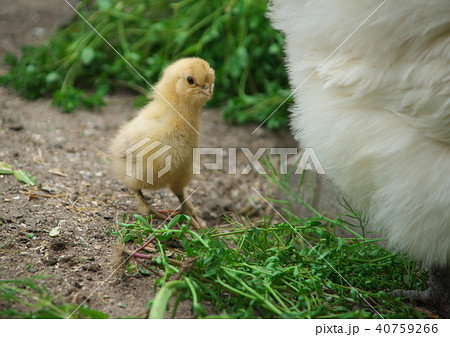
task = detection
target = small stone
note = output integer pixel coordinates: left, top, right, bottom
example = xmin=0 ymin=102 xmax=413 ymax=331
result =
xmin=31 ymin=134 xmax=44 ymax=145
xmin=59 ymin=256 xmax=72 ymax=263
xmin=65 ymin=288 xmax=76 ymax=296
xmin=85 ymin=263 xmax=100 ymax=272
xmin=97 ymin=211 xmax=112 ymax=220
xmin=51 ymin=240 xmax=67 ymax=251
xmin=41 ymin=183 xmax=61 ymax=195
xmin=8 ymin=124 xmax=24 ymax=131
xmin=44 ymin=257 xmax=58 ymax=266
xmin=33 ymin=27 xmax=46 ymax=37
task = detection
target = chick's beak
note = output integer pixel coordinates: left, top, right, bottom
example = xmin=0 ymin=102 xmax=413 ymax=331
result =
xmin=201 ymin=85 xmax=213 ymax=97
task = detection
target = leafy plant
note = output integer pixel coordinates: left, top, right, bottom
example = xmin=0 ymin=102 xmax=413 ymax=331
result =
xmin=114 ymin=165 xmax=428 ymax=318
xmin=0 ymin=161 xmax=36 ymax=186
xmin=0 ymin=0 xmax=290 ymax=128
xmin=0 ymin=162 xmax=13 ymax=175
xmin=0 ymin=277 xmax=108 ymax=318
xmin=13 ymin=170 xmax=36 ymax=186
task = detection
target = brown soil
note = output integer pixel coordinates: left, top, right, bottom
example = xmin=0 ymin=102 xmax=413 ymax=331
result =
xmin=0 ymin=0 xmax=297 ymax=318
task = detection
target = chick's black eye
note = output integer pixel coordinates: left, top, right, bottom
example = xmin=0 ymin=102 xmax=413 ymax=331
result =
xmin=187 ymin=76 xmax=195 ymax=85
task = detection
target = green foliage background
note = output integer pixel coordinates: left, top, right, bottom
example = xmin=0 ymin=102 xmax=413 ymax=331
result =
xmin=0 ymin=0 xmax=291 ymax=129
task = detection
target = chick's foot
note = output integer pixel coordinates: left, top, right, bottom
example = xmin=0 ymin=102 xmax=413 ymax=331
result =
xmin=171 ymin=191 xmax=205 ymax=229
xmin=180 ymin=201 xmax=206 ymax=229
xmin=158 ymin=209 xmax=179 ymax=216
xmin=134 ymin=189 xmax=173 ymax=221
xmin=189 ymin=214 xmax=206 ymax=230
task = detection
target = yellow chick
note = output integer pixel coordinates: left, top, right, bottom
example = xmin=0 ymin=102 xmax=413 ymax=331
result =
xmin=110 ymin=57 xmax=215 ymax=228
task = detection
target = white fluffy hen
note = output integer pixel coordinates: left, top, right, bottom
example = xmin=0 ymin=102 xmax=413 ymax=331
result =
xmin=269 ymin=0 xmax=450 ymax=316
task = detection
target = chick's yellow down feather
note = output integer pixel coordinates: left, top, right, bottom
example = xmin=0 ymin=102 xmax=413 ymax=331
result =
xmin=110 ymin=57 xmax=215 ymax=227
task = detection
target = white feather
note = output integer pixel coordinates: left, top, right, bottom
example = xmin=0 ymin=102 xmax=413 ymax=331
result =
xmin=269 ymin=0 xmax=450 ymax=267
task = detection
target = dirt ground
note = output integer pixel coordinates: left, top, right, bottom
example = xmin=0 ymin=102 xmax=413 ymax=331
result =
xmin=0 ymin=0 xmax=298 ymax=318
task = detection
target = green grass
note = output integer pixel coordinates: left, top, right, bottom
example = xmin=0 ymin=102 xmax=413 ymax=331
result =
xmin=0 ymin=0 xmax=290 ymax=128
xmin=112 ymin=164 xmax=428 ymax=319
xmin=113 ymin=217 xmax=426 ymax=318
xmin=0 ymin=276 xmax=108 ymax=318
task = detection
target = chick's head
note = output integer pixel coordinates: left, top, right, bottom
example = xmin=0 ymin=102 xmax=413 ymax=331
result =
xmin=157 ymin=57 xmax=215 ymax=108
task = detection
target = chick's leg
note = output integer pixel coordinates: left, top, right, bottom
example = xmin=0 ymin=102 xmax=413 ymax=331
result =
xmin=177 ymin=193 xmax=205 ymax=229
xmin=133 ymin=189 xmax=171 ymax=221
xmin=118 ymin=189 xmax=171 ymax=264
xmin=171 ymin=187 xmax=205 ymax=229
